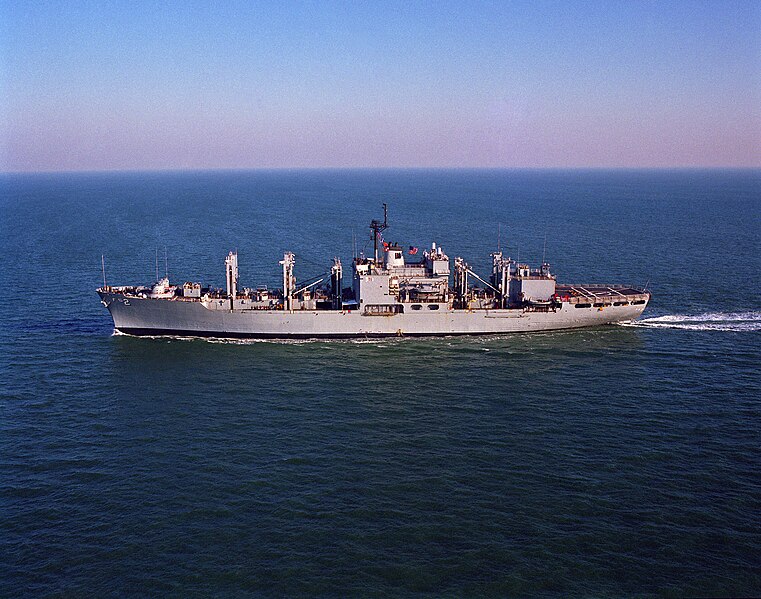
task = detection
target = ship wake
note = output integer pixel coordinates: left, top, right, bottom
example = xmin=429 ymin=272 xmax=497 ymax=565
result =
xmin=622 ymin=311 xmax=761 ymax=332
xmin=111 ymin=329 xmax=400 ymax=345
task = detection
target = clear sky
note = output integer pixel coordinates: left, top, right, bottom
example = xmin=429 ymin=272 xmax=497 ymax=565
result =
xmin=1 ymin=0 xmax=759 ymax=171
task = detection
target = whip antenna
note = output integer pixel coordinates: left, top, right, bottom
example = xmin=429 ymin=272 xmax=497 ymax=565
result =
xmin=542 ymin=233 xmax=547 ymax=264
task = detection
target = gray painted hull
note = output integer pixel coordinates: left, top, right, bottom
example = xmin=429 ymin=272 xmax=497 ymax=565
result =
xmin=99 ymin=292 xmax=649 ymax=338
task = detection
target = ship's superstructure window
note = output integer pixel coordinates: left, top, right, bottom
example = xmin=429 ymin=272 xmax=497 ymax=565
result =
xmin=364 ymin=304 xmax=403 ymax=315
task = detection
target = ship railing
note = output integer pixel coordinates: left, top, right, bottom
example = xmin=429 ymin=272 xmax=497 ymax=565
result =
xmin=556 ymin=283 xmax=647 ymax=291
xmin=558 ymin=288 xmax=650 ymax=305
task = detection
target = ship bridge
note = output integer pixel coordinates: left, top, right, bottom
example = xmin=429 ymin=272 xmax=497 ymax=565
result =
xmin=352 ymin=238 xmax=451 ymax=313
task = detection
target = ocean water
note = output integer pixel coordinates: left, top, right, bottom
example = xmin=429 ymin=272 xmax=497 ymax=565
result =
xmin=1 ymin=169 xmax=759 ymax=597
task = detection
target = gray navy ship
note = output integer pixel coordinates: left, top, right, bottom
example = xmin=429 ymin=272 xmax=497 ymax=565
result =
xmin=98 ymin=205 xmax=650 ymax=338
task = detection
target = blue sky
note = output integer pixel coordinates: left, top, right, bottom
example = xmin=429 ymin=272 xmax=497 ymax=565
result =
xmin=1 ymin=0 xmax=759 ymax=171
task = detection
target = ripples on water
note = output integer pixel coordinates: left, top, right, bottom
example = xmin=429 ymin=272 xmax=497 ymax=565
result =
xmin=1 ymin=170 xmax=760 ymax=596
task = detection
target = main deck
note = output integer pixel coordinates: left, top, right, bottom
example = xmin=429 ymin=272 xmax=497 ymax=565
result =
xmin=99 ymin=287 xmax=650 ymax=338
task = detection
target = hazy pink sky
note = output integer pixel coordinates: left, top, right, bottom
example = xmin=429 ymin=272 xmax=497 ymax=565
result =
xmin=1 ymin=1 xmax=760 ymax=171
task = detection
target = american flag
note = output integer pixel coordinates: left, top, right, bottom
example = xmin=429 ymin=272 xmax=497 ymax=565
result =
xmin=408 ymin=246 xmax=419 ymax=255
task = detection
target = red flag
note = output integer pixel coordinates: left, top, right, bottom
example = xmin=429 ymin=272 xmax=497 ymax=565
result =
xmin=408 ymin=246 xmax=418 ymax=255
xmin=383 ymin=241 xmax=390 ymax=251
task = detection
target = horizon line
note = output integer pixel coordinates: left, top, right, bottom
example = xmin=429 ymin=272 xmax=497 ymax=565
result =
xmin=3 ymin=165 xmax=761 ymax=176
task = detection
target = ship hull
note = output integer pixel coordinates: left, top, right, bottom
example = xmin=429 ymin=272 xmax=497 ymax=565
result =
xmin=99 ymin=292 xmax=649 ymax=339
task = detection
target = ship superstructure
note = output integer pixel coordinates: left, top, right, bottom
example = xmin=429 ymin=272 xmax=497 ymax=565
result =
xmin=98 ymin=205 xmax=650 ymax=338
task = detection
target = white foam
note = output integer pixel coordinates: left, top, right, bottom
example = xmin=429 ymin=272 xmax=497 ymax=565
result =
xmin=110 ymin=330 xmax=405 ymax=345
xmin=621 ymin=311 xmax=761 ymax=332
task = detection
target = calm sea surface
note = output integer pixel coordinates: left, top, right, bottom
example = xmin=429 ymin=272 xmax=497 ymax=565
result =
xmin=1 ymin=169 xmax=760 ymax=597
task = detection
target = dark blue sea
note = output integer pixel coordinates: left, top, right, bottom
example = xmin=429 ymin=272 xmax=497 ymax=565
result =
xmin=1 ymin=169 xmax=760 ymax=597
